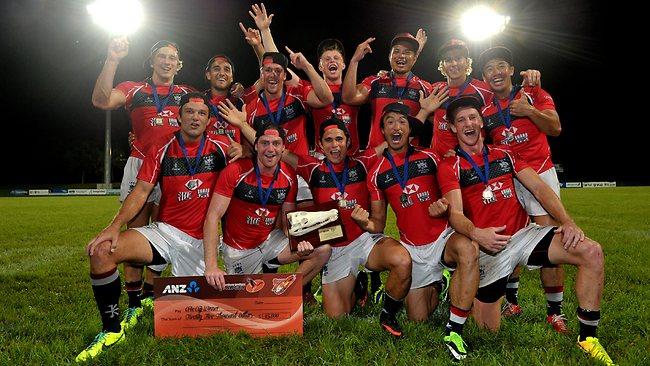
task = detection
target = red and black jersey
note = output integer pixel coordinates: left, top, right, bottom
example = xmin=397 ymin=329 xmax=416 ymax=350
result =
xmin=296 ymin=150 xmax=377 ymax=247
xmin=431 ymin=78 xmax=493 ymax=156
xmin=482 ymin=86 xmax=556 ymax=173
xmin=307 ymin=83 xmax=360 ymax=155
xmin=246 ymin=81 xmax=311 ymax=156
xmin=437 ymin=145 xmax=530 ymax=236
xmin=138 ymin=133 xmax=230 ymax=239
xmin=361 ymin=73 xmax=432 ymax=149
xmin=367 ymin=146 xmax=447 ymax=246
xmin=205 ymin=91 xmax=243 ymax=143
xmin=115 ymin=80 xmax=195 ymax=158
xmin=215 ymin=159 xmax=297 ymax=250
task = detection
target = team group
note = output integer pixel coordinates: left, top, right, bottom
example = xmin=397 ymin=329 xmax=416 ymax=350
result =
xmin=76 ymin=4 xmax=615 ymax=365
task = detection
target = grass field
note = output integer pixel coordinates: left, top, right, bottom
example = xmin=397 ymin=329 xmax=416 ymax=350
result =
xmin=1 ymin=187 xmax=648 ymax=365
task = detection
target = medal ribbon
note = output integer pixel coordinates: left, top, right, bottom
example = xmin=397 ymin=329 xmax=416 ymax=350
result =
xmin=176 ymin=132 xmax=206 ymax=177
xmin=456 ymin=146 xmax=491 ymax=185
xmin=260 ymin=89 xmax=287 ymax=125
xmin=443 ymin=78 xmax=472 ymax=109
xmin=254 ymin=161 xmax=281 ymax=208
xmin=325 ymin=157 xmax=349 ymax=198
xmin=151 ymin=81 xmax=175 ymax=114
xmin=384 ymin=147 xmax=413 ymax=191
xmin=494 ymin=85 xmax=521 ymax=129
xmin=391 ymin=72 xmax=414 ymax=101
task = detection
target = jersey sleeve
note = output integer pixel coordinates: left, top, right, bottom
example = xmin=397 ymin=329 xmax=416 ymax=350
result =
xmin=532 ymin=87 xmax=556 ymax=111
xmin=295 ymin=154 xmax=319 ymax=181
xmin=360 ymin=76 xmax=377 ymax=93
xmin=136 ymin=143 xmax=165 ymax=184
xmin=115 ymin=81 xmax=137 ymax=101
xmin=501 ymin=147 xmax=530 ymax=173
xmin=437 ymin=157 xmax=461 ymax=195
xmin=367 ymin=164 xmax=384 ymax=202
xmin=214 ymin=163 xmax=240 ymax=198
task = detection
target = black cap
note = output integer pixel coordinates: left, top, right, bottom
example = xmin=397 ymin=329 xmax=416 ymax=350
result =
xmin=317 ymin=38 xmax=345 ymax=60
xmin=143 ymin=40 xmax=180 ymax=68
xmin=445 ymin=95 xmax=482 ymax=123
xmin=205 ymin=54 xmax=234 ymax=72
xmin=390 ymin=33 xmax=420 ymax=52
xmin=437 ymin=39 xmax=469 ymax=60
xmin=261 ymin=52 xmax=292 ymax=80
xmin=478 ymin=46 xmax=513 ymax=71
xmin=380 ymin=102 xmax=421 ymax=136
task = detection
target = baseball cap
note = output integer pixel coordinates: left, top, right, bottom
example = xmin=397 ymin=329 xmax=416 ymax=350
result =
xmin=438 ymin=39 xmax=469 ymax=60
xmin=390 ymin=33 xmax=419 ymax=52
xmin=478 ymin=46 xmax=513 ymax=70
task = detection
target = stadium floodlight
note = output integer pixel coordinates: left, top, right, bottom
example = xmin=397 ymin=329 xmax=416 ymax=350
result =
xmin=460 ymin=5 xmax=510 ymax=42
xmin=87 ymin=0 xmax=144 ymax=36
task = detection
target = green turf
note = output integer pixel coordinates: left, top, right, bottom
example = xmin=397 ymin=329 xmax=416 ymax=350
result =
xmin=1 ymin=188 xmax=648 ymax=365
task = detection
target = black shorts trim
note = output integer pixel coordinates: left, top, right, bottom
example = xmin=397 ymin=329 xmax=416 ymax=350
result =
xmin=476 ymin=276 xmax=509 ymax=303
xmin=149 ymin=243 xmax=167 ymax=266
xmin=526 ymin=228 xmax=557 ymax=268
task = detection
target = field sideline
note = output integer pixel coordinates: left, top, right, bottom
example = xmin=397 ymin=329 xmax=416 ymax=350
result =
xmin=1 ymin=187 xmax=648 ymax=365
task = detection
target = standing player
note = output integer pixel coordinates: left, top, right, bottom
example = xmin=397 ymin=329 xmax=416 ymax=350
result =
xmin=204 ymin=54 xmax=244 ymax=143
xmin=91 ymin=38 xmax=194 ymax=327
xmin=202 ymin=122 xmax=331 ymax=291
xmin=438 ymin=95 xmax=615 ymax=366
xmin=308 ymin=39 xmax=361 ymax=155
xmin=363 ymin=102 xmax=479 ymax=359
xmin=342 ymin=32 xmax=433 ymax=149
xmin=77 ymin=93 xmax=239 ymax=362
xmin=479 ymin=46 xmax=566 ymax=330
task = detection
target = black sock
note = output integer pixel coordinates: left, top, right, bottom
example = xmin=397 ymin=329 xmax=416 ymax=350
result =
xmin=445 ymin=305 xmax=470 ymax=335
xmin=262 ymin=262 xmax=279 ymax=273
xmin=303 ymin=280 xmax=312 ymax=293
xmin=370 ymin=271 xmax=382 ymax=293
xmin=577 ymin=307 xmax=600 ymax=341
xmin=354 ymin=272 xmax=368 ymax=299
xmin=91 ymin=268 xmax=122 ymax=333
xmin=547 ymin=300 xmax=563 ymax=316
xmin=505 ymin=277 xmax=519 ymax=305
xmin=141 ymin=282 xmax=154 ymax=299
xmin=125 ymin=280 xmax=142 ymax=308
xmin=381 ymin=293 xmax=404 ymax=318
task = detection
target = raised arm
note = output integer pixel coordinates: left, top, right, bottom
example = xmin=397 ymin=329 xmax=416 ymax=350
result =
xmin=217 ymin=99 xmax=256 ymax=145
xmin=92 ymin=36 xmax=128 ymax=110
xmin=285 ymin=46 xmax=334 ymax=107
xmin=239 ymin=22 xmax=265 ymax=63
xmin=203 ymin=192 xmax=232 ymax=290
xmin=341 ymin=37 xmax=375 ymax=106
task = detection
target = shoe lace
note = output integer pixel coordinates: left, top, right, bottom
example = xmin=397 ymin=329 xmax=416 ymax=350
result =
xmin=550 ymin=313 xmax=568 ymax=323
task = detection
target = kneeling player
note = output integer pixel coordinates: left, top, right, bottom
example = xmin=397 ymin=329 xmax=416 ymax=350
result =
xmin=203 ymin=122 xmax=331 ymax=291
xmin=438 ymin=95 xmax=615 ymax=366
xmin=77 ymin=93 xmax=240 ymax=362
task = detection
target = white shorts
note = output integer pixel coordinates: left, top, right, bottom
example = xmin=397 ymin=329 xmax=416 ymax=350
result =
xmin=296 ymin=175 xmax=313 ymax=202
xmin=514 ymin=167 xmax=560 ymax=217
xmin=132 ymin=222 xmax=205 ymax=277
xmin=120 ymin=156 xmax=162 ymax=204
xmin=402 ymin=227 xmax=454 ymax=289
xmin=222 ymin=229 xmax=289 ymax=275
xmin=478 ymin=223 xmax=554 ymax=288
xmin=321 ymin=232 xmax=385 ymax=284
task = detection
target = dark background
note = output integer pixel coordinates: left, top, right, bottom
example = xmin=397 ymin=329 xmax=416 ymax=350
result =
xmin=1 ymin=0 xmax=640 ymax=186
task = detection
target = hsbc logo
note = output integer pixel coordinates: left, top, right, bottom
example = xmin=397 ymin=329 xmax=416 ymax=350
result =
xmin=402 ymin=183 xmax=419 ymax=195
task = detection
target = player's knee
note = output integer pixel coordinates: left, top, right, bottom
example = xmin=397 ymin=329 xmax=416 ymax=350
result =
xmin=454 ymin=238 xmax=479 ymax=267
xmin=580 ymin=239 xmax=604 ymax=270
xmin=391 ymin=246 xmax=412 ymax=273
xmin=316 ymin=244 xmax=332 ymax=263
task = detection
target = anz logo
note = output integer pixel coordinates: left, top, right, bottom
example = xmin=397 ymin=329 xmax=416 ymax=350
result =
xmin=162 ymin=280 xmax=201 ymax=295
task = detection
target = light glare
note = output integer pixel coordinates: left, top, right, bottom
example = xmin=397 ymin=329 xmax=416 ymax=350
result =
xmin=461 ymin=5 xmax=510 ymax=41
xmin=87 ymin=0 xmax=144 ymax=36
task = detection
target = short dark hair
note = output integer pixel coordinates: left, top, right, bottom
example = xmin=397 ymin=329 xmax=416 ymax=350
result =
xmin=317 ymin=39 xmax=345 ymax=60
xmin=478 ymin=46 xmax=514 ymax=73
xmin=178 ymin=92 xmax=211 ymax=117
xmin=254 ymin=121 xmax=286 ymax=145
xmin=319 ymin=117 xmax=350 ymax=143
xmin=446 ymin=95 xmax=483 ymax=123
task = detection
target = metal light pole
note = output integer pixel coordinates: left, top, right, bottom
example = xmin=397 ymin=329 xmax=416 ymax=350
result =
xmin=104 ymin=110 xmax=112 ymax=186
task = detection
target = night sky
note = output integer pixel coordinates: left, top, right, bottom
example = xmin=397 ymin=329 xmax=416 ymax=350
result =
xmin=1 ymin=0 xmax=639 ymax=186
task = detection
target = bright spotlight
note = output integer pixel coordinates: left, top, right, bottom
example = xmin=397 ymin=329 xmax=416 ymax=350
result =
xmin=461 ymin=5 xmax=510 ymax=42
xmin=87 ymin=0 xmax=144 ymax=36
